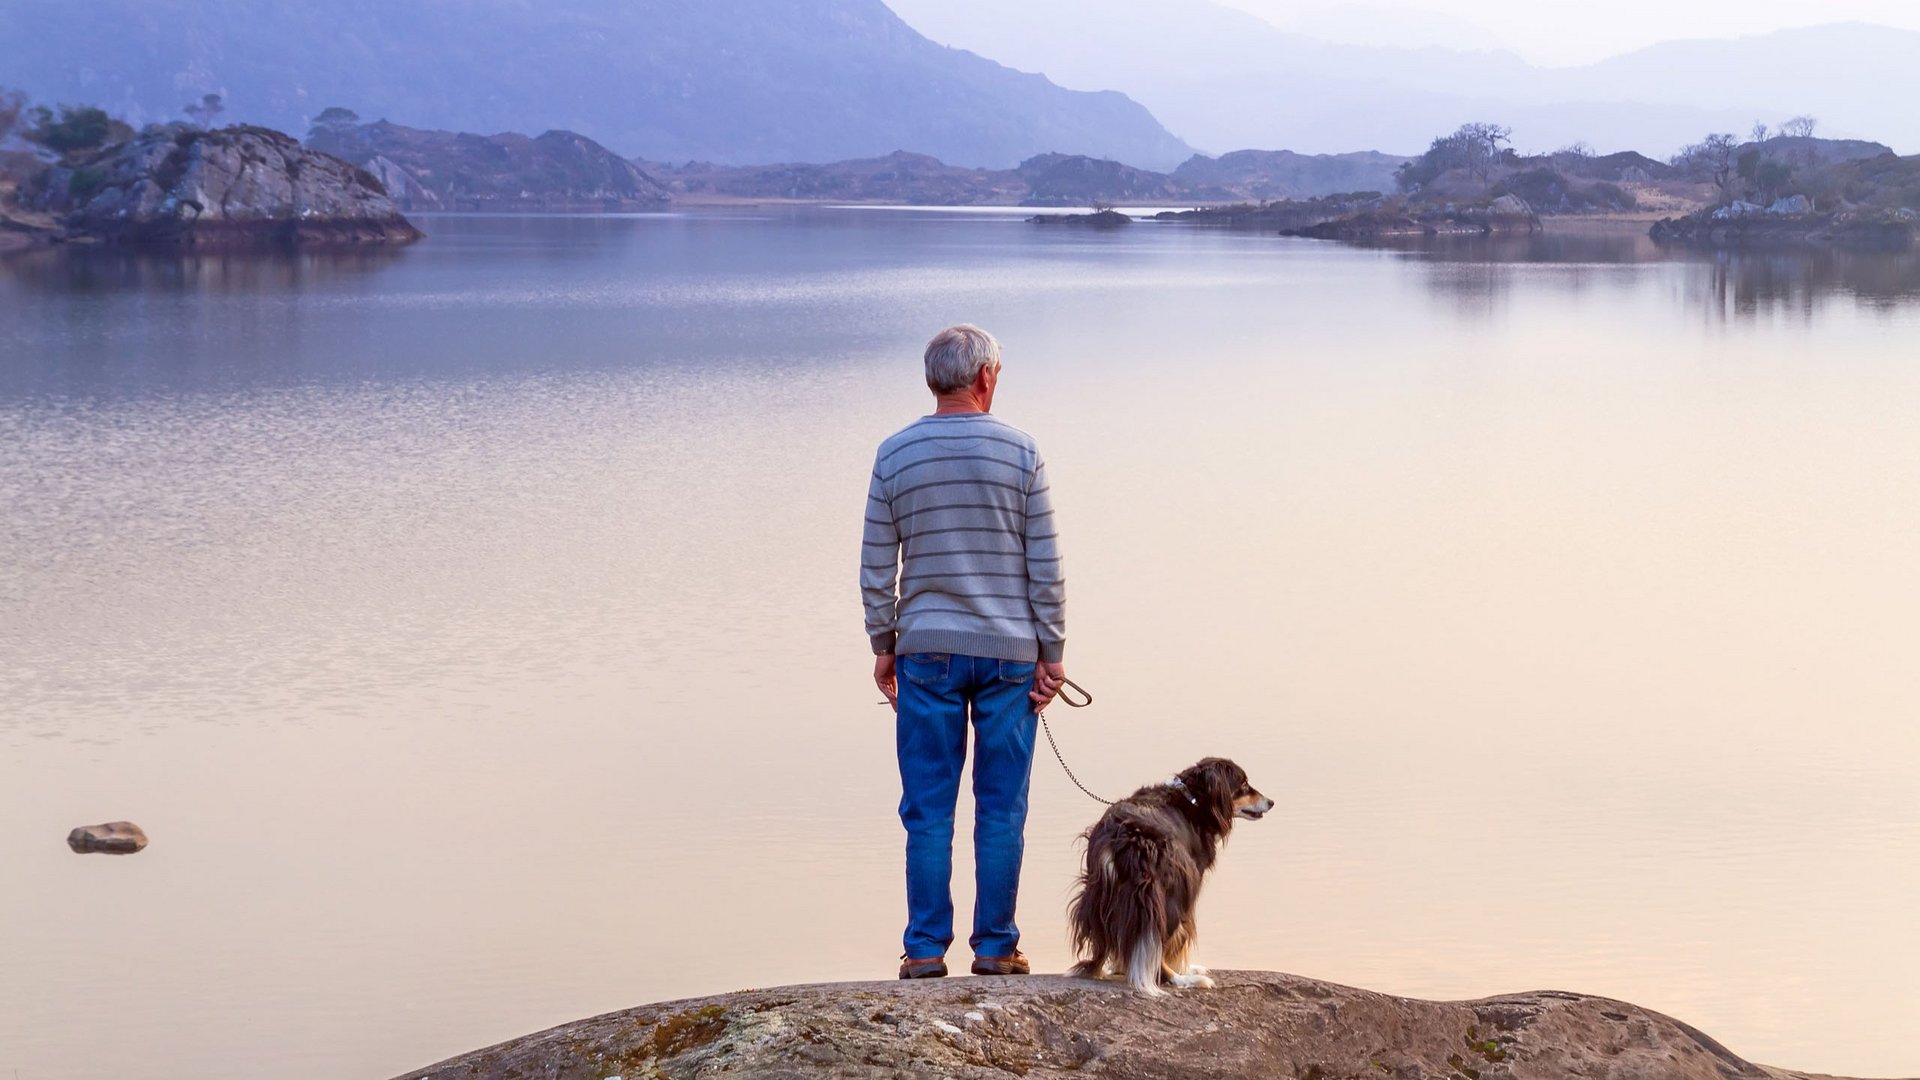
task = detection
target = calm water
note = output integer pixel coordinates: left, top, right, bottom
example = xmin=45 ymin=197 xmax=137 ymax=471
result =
xmin=3 ymin=211 xmax=1918 ymax=1079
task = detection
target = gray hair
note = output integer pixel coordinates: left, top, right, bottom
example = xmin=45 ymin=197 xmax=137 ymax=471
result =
xmin=923 ymin=324 xmax=1001 ymax=393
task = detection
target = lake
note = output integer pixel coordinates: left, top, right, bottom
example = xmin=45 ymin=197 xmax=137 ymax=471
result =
xmin=2 ymin=209 xmax=1917 ymax=1079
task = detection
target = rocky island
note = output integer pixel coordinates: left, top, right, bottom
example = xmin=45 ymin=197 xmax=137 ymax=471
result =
xmin=396 ymin=970 xmax=1887 ymax=1080
xmin=5 ymin=120 xmax=421 ymax=249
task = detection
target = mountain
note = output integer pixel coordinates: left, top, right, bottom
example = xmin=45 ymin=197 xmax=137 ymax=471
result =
xmin=307 ymin=121 xmax=671 ymax=211
xmin=0 ymin=0 xmax=1193 ymax=170
xmin=883 ymin=0 xmax=1918 ymax=156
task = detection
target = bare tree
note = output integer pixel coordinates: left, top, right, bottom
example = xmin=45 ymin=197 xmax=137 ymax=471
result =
xmin=1779 ymin=115 xmax=1818 ymax=139
xmin=1749 ymin=121 xmax=1770 ymax=144
xmin=183 ymin=93 xmax=225 ymax=129
xmin=0 ymin=87 xmax=25 ymax=141
xmin=1673 ymin=133 xmax=1741 ymax=202
xmin=1458 ymin=121 xmax=1512 ymax=187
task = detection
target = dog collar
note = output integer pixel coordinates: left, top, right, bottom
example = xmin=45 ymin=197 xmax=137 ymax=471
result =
xmin=1167 ymin=776 xmax=1199 ymax=807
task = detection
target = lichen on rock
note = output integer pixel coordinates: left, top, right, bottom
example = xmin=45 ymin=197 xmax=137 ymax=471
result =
xmin=392 ymin=970 xmax=1875 ymax=1079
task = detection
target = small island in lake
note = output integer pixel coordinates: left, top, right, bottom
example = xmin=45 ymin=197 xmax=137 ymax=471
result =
xmin=1 ymin=99 xmax=420 ymax=250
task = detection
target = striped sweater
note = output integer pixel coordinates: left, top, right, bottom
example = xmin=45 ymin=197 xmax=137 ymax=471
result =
xmin=861 ymin=412 xmax=1066 ymax=663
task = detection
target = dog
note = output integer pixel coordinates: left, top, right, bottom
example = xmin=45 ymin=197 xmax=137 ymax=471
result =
xmin=1066 ymin=757 xmax=1272 ymax=995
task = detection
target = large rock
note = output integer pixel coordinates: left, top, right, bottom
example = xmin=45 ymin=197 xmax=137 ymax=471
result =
xmin=394 ymin=970 xmax=1881 ymax=1080
xmin=67 ymin=821 xmax=148 ymax=854
xmin=60 ymin=125 xmax=422 ymax=248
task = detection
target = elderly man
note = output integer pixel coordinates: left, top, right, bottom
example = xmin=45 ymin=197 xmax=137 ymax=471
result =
xmin=863 ymin=324 xmax=1068 ymax=980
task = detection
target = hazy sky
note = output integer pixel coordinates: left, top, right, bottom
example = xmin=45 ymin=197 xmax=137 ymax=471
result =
xmin=1221 ymin=0 xmax=1920 ymax=65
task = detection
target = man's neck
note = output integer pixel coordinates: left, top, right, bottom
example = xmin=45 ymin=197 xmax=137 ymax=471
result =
xmin=932 ymin=395 xmax=988 ymax=416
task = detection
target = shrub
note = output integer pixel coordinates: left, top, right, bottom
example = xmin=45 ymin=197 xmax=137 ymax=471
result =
xmin=27 ymin=104 xmax=115 ymax=153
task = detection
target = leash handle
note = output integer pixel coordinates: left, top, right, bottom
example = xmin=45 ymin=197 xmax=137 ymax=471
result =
xmin=1053 ymin=676 xmax=1092 ymax=708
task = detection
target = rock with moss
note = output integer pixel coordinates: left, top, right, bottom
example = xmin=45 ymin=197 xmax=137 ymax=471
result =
xmin=393 ymin=970 xmax=1879 ymax=1080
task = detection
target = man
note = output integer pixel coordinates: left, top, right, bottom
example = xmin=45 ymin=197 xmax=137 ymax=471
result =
xmin=862 ymin=324 xmax=1068 ymax=980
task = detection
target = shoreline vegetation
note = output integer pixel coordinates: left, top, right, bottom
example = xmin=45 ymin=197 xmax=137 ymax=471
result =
xmin=3 ymin=91 xmax=1916 ymax=252
xmin=393 ymin=969 xmax=1881 ymax=1080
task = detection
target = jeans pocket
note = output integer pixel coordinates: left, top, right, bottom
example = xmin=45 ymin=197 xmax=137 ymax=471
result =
xmin=997 ymin=660 xmax=1036 ymax=684
xmin=902 ymin=652 xmax=950 ymax=687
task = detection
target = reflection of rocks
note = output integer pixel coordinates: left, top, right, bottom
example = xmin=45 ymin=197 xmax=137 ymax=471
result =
xmin=394 ymin=970 xmax=1873 ymax=1080
xmin=68 ymin=821 xmax=148 ymax=854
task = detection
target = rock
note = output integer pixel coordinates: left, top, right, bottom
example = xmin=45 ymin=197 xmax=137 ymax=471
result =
xmin=1712 ymin=200 xmax=1765 ymax=221
xmin=1768 ymin=194 xmax=1814 ymax=215
xmin=392 ymin=970 xmax=1878 ymax=1080
xmin=1488 ymin=193 xmax=1533 ymax=217
xmin=60 ymin=124 xmax=422 ymax=248
xmin=1026 ymin=209 xmax=1133 ymax=227
xmin=363 ymin=154 xmax=440 ymax=211
xmin=67 ymin=821 xmax=148 ymax=854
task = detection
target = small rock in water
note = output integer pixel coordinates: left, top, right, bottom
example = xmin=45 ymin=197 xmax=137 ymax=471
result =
xmin=68 ymin=821 xmax=148 ymax=854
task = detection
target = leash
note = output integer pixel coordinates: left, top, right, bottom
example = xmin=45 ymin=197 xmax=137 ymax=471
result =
xmin=882 ymin=671 xmax=1112 ymax=806
xmin=1038 ymin=678 xmax=1114 ymax=806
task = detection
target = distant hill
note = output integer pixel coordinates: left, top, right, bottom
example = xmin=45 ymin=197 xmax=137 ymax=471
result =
xmin=652 ymin=146 xmax=1408 ymax=206
xmin=1173 ymin=150 xmax=1409 ymax=200
xmin=652 ymin=152 xmax=1025 ymax=205
xmin=307 ymin=120 xmax=670 ymax=211
xmin=0 ymin=0 xmax=1193 ymax=170
xmin=886 ymin=0 xmax=1920 ymax=156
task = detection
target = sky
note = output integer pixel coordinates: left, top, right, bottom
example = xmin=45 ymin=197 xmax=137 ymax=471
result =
xmin=1219 ymin=0 xmax=1920 ymax=65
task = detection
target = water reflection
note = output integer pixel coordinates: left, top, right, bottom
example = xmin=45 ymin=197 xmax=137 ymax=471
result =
xmin=1352 ymin=224 xmax=1920 ymax=323
xmin=3 ymin=211 xmax=1919 ymax=1079
xmin=0 ymin=245 xmax=409 ymax=295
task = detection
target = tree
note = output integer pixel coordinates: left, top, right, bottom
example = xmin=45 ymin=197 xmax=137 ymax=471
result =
xmin=1672 ymin=133 xmax=1740 ymax=203
xmin=1749 ymin=121 xmax=1770 ymax=144
xmin=1456 ymin=122 xmax=1512 ymax=187
xmin=182 ymin=93 xmax=225 ymax=129
xmin=25 ymin=104 xmax=115 ymax=154
xmin=1779 ymin=115 xmax=1818 ymax=139
xmin=307 ymin=106 xmax=362 ymax=143
xmin=1394 ymin=121 xmax=1513 ymax=192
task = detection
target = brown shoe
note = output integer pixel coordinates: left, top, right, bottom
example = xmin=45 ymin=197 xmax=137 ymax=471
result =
xmin=971 ymin=951 xmax=1030 ymax=976
xmin=899 ymin=955 xmax=948 ymax=979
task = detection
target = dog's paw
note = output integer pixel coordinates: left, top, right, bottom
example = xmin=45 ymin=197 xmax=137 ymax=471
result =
xmin=1168 ymin=973 xmax=1215 ymax=990
xmin=1186 ymin=963 xmax=1210 ymax=976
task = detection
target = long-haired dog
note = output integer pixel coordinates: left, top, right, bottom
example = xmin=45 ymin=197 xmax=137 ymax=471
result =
xmin=1066 ymin=757 xmax=1272 ymax=995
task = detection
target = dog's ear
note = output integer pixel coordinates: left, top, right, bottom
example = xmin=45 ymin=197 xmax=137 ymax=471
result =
xmin=1181 ymin=758 xmax=1241 ymax=831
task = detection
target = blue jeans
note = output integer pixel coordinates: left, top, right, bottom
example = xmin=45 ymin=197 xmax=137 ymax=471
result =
xmin=895 ymin=651 xmax=1038 ymax=960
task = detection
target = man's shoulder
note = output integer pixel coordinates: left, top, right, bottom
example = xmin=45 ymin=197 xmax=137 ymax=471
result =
xmin=877 ymin=413 xmax=1038 ymax=449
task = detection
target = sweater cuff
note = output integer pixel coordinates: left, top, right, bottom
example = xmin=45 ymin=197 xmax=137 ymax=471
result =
xmin=1038 ymin=640 xmax=1065 ymax=663
xmin=870 ymin=631 xmax=896 ymax=656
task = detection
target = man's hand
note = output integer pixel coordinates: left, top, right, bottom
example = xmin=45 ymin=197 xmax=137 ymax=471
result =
xmin=875 ymin=653 xmax=898 ymax=711
xmin=1030 ymin=661 xmax=1067 ymax=709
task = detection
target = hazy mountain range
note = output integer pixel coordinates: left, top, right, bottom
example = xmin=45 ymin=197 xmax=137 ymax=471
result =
xmin=888 ymin=0 xmax=1920 ymax=156
xmin=0 ymin=0 xmax=1911 ymax=170
xmin=0 ymin=0 xmax=1191 ymax=169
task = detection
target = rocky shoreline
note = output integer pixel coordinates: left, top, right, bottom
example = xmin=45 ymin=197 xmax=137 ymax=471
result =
xmin=395 ymin=970 xmax=1891 ymax=1080
xmin=1650 ymin=204 xmax=1914 ymax=251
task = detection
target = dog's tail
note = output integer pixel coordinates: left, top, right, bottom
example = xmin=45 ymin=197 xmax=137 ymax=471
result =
xmin=1068 ymin=820 xmax=1172 ymax=988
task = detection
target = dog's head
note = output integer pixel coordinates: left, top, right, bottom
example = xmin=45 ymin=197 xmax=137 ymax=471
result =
xmin=1177 ymin=757 xmax=1274 ymax=829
